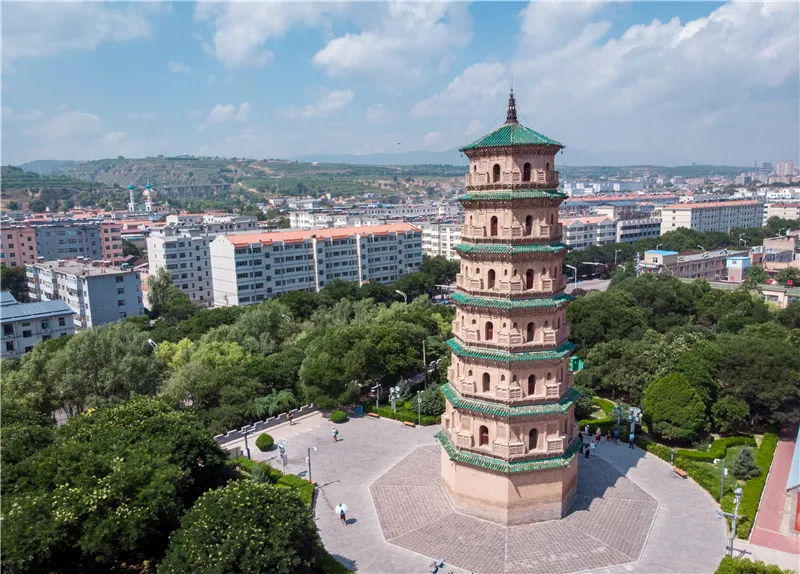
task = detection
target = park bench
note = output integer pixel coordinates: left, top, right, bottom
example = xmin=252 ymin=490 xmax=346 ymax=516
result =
xmin=403 ymin=422 xmax=416 ymax=428
xmin=368 ymin=412 xmax=380 ymax=418
xmin=673 ymin=467 xmax=687 ymax=479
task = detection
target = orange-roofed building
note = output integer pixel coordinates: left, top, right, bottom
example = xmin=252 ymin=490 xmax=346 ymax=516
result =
xmin=209 ymin=223 xmax=422 ymax=306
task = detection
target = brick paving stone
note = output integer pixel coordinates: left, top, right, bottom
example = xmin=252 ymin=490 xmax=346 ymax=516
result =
xmin=372 ymin=446 xmax=441 ymax=487
xmin=575 ymin=456 xmax=656 ymax=502
xmin=371 ymin=484 xmax=452 ymax=540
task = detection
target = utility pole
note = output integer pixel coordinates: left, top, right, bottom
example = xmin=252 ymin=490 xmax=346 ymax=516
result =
xmin=422 ymin=339 xmax=427 ymax=385
xmin=718 ymin=487 xmax=743 ymax=558
xmin=306 ymin=446 xmax=317 ymax=483
xmin=720 ymin=458 xmax=726 ymax=501
xmin=417 ymin=390 xmax=422 ymax=426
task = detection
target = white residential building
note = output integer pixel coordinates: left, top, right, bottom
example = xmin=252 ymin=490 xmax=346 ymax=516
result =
xmin=210 ymin=223 xmax=423 ymax=307
xmin=165 ymin=214 xmax=259 ymax=234
xmin=1 ymin=291 xmax=75 ymax=358
xmin=561 ymin=216 xmax=617 ymax=249
xmin=763 ymin=203 xmax=800 ymax=225
xmin=288 ymin=211 xmax=384 ymax=229
xmin=616 ymin=217 xmax=662 ymax=244
xmin=421 ymin=223 xmax=461 ymax=261
xmin=660 ymin=201 xmax=762 ymax=234
xmin=146 ymin=228 xmax=214 ymax=307
xmin=26 ymin=260 xmax=144 ymax=329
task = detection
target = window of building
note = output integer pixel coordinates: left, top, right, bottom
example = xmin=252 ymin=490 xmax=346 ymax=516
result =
xmin=25 ymin=346 xmax=33 ymax=353
xmin=529 ymin=428 xmax=539 ymax=451
xmin=528 ymin=375 xmax=536 ymax=395
xmin=492 ymin=164 xmax=500 ymax=183
xmin=117 ymin=300 xmax=125 ymax=306
xmin=117 ymin=288 xmax=125 ymax=294
xmin=22 ymin=330 xmax=32 ymax=338
xmin=3 ymin=325 xmax=13 ymax=337
xmin=523 ymin=162 xmax=531 ymax=182
xmin=116 ymin=276 xmax=124 ymax=283
xmin=479 ymin=425 xmax=489 ymax=446
xmin=41 ymin=320 xmax=49 ymax=330
xmin=5 ymin=341 xmax=14 ymax=352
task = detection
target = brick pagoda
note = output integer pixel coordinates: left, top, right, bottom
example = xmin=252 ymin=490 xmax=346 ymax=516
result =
xmin=438 ymin=90 xmax=580 ymax=525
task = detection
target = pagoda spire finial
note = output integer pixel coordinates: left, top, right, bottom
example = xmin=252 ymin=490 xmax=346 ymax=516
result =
xmin=505 ymin=88 xmax=518 ymax=125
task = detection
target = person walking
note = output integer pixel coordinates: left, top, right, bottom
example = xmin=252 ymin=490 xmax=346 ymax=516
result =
xmin=628 ymin=431 xmax=635 ymax=449
xmin=287 ymin=411 xmax=294 ymax=426
xmin=584 ymin=424 xmax=589 ymax=435
xmin=332 ymin=427 xmax=339 ymax=442
xmin=595 ymin=427 xmax=602 ymax=443
xmin=584 ymin=441 xmax=591 ymax=460
xmin=578 ymin=431 xmax=584 ymax=453
xmin=336 ymin=503 xmax=348 ymax=526
xmin=613 ymin=427 xmax=620 ymax=445
xmin=605 ymin=429 xmax=612 ymax=442
xmin=589 ymin=440 xmax=596 ymax=456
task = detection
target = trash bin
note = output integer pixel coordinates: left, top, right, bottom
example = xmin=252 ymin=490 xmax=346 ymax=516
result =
xmin=354 ymin=405 xmax=364 ymax=416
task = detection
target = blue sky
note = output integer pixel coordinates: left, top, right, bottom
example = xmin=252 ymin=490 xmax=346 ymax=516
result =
xmin=2 ymin=1 xmax=798 ymax=166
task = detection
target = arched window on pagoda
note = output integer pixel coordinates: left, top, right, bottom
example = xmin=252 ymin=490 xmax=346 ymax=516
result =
xmin=479 ymin=425 xmax=489 ymax=446
xmin=528 ymin=374 xmax=536 ymax=395
xmin=482 ymin=373 xmax=490 ymax=393
xmin=487 ymin=269 xmax=496 ymax=289
xmin=493 ymin=164 xmax=501 ymax=183
xmin=529 ymin=428 xmax=539 ymax=451
xmin=526 ymin=322 xmax=535 ymax=342
xmin=490 ymin=216 xmax=498 ymax=237
xmin=485 ymin=322 xmax=494 ymax=340
xmin=526 ymin=269 xmax=534 ymax=289
xmin=523 ymin=162 xmax=532 ymax=182
xmin=545 ymin=162 xmax=550 ymax=173
xmin=525 ymin=215 xmax=533 ymax=236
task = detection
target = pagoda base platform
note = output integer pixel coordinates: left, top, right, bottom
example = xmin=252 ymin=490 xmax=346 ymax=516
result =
xmin=441 ymin=450 xmax=578 ymax=525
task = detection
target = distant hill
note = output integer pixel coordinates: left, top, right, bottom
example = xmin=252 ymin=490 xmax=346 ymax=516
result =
xmin=296 ymin=147 xmax=695 ymax=167
xmin=17 ymin=159 xmax=81 ymax=175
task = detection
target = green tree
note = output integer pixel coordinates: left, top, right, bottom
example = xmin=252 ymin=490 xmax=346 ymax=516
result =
xmin=776 ymin=267 xmax=800 ymax=286
xmin=420 ymin=255 xmax=460 ymax=285
xmin=148 ymin=268 xmax=199 ymax=322
xmin=1 ymin=265 xmax=29 ymax=301
xmin=743 ymin=266 xmax=768 ymax=287
xmin=1 ymin=397 xmax=228 ymax=573
xmin=28 ymin=198 xmax=46 ymax=212
xmin=643 ymin=373 xmax=709 ymax=442
xmin=7 ymin=201 xmax=19 ymax=210
xmin=711 ymin=396 xmax=750 ymax=434
xmin=419 ymin=384 xmax=446 ymax=416
xmin=248 ymin=389 xmax=299 ymax=419
xmin=566 ymin=290 xmax=648 ymax=350
xmin=121 ymin=238 xmax=143 ymax=258
xmin=729 ymin=447 xmax=762 ymax=480
xmin=393 ymin=272 xmax=435 ymax=300
xmin=158 ymin=481 xmax=320 ymax=574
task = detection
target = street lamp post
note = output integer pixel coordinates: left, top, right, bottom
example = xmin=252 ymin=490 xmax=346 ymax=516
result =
xmin=371 ymin=383 xmax=381 ymax=410
xmin=627 ymin=406 xmax=643 ymax=435
xmin=697 ymin=244 xmax=705 ymax=251
xmin=395 ymin=290 xmax=408 ymax=304
xmin=389 ymin=385 xmax=401 ymax=414
xmin=242 ymin=429 xmax=252 ymax=460
xmin=565 ymin=264 xmax=578 ymax=285
xmin=306 ymin=446 xmax=317 ymax=483
xmin=614 ymin=249 xmax=622 ymax=265
xmin=718 ymin=487 xmax=744 ymax=558
xmin=417 ymin=390 xmax=422 ymax=426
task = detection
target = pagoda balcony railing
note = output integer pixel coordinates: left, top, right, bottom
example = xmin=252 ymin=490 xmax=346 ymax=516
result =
xmin=448 ymin=433 xmax=566 ymax=461
xmin=497 ymin=332 xmax=524 ymax=346
xmin=464 ymin=170 xmax=560 ymax=189
xmin=546 ymin=384 xmax=562 ymax=400
xmin=547 ymin=435 xmax=567 ymax=454
xmin=492 ymin=440 xmax=526 ymax=457
xmin=495 ymin=385 xmax=523 ymax=401
xmin=461 ymin=225 xmax=563 ymax=243
xmin=452 ymin=323 xmax=570 ymax=349
xmin=450 ymin=377 xmax=567 ymax=407
xmin=455 ymin=274 xmax=567 ymax=297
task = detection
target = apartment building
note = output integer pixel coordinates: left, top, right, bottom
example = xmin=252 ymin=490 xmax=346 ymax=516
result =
xmin=288 ymin=211 xmax=382 ymax=229
xmin=638 ymin=248 xmax=748 ymax=281
xmin=33 ymin=222 xmax=123 ymax=263
xmin=360 ymin=203 xmax=461 ymax=219
xmin=165 ymin=214 xmax=259 ymax=234
xmin=421 ymin=223 xmax=461 ymax=261
xmin=561 ymin=216 xmax=617 ymax=249
xmin=26 ymin=259 xmax=144 ymax=329
xmin=146 ymin=227 xmax=213 ymax=307
xmin=210 ymin=223 xmax=423 ymax=307
xmin=100 ymin=222 xmax=125 ymax=264
xmin=616 ymin=217 xmax=662 ymax=244
xmin=0 ymin=226 xmax=38 ymax=267
xmin=1 ymin=291 xmax=75 ymax=358
xmin=660 ymin=201 xmax=762 ymax=234
xmin=763 ymin=203 xmax=800 ymax=225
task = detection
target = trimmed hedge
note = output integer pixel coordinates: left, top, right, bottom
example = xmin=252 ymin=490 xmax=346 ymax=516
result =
xmin=369 ymin=404 xmax=440 ymax=426
xmin=235 ymin=458 xmax=284 ymax=483
xmin=715 ymin=556 xmax=795 ymax=574
xmin=255 ymin=432 xmax=274 ymax=452
xmin=677 ymin=436 xmax=756 ymax=462
xmin=276 ymin=474 xmax=315 ymax=506
xmin=578 ymin=397 xmax=623 ymax=433
xmin=329 ymin=410 xmax=348 ymax=424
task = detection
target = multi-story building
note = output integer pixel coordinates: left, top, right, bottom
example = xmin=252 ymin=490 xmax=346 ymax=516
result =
xmin=26 ymin=259 xmax=144 ymax=329
xmin=146 ymin=228 xmax=213 ymax=307
xmin=210 ymin=223 xmax=423 ymax=307
xmin=638 ymin=248 xmax=748 ymax=280
xmin=421 ymin=223 xmax=462 ymax=261
xmin=660 ymin=201 xmax=762 ymax=234
xmin=164 ymin=214 xmax=259 ymax=234
xmin=0 ymin=225 xmax=38 ymax=267
xmin=560 ymin=216 xmax=616 ymax=249
xmin=615 ymin=217 xmax=661 ymax=244
xmin=33 ymin=222 xmax=123 ymax=263
xmin=763 ymin=203 xmax=800 ymax=225
xmin=1 ymin=291 xmax=75 ymax=358
xmin=287 ymin=211 xmax=383 ymax=229
xmin=100 ymin=222 xmax=124 ymax=264
xmin=442 ymin=91 xmax=578 ymax=525
xmin=776 ymin=161 xmax=796 ymax=177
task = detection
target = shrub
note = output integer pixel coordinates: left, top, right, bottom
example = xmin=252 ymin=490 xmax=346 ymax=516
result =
xmin=329 ymin=410 xmax=348 ymax=424
xmin=712 ymin=396 xmax=750 ymax=434
xmin=276 ymin=474 xmax=315 ymax=506
xmin=728 ymin=431 xmax=779 ymax=538
xmin=419 ymin=385 xmax=446 ymax=416
xmin=572 ymin=383 xmax=595 ymax=420
xmin=255 ymin=432 xmax=274 ymax=452
xmin=643 ymin=373 xmax=709 ymax=442
xmin=730 ymin=447 xmax=762 ymax=480
xmin=715 ymin=556 xmax=795 ymax=574
xmin=677 ymin=436 xmax=757 ymax=462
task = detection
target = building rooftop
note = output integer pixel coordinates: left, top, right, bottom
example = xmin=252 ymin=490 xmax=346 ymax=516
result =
xmin=645 ymin=248 xmax=748 ymax=262
xmin=222 ymin=223 xmax=420 ymax=248
xmin=0 ymin=297 xmax=74 ymax=324
xmin=561 ymin=216 xmax=615 ymax=225
xmin=30 ymin=260 xmax=133 ymax=277
xmin=665 ymin=200 xmax=761 ymax=210
xmin=646 ymin=250 xmax=680 ymax=256
xmin=1 ymin=291 xmax=18 ymax=306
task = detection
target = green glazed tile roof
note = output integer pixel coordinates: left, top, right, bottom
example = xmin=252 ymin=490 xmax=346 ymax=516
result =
xmin=459 ymin=191 xmax=567 ymax=201
xmin=437 ymin=430 xmax=580 ymax=474
xmin=451 ymin=291 xmax=573 ymax=310
xmin=441 ymin=383 xmax=579 ymax=417
xmin=455 ymin=242 xmax=569 ymax=255
xmin=446 ymin=338 xmax=576 ymax=363
xmin=460 ymin=123 xmax=564 ymax=151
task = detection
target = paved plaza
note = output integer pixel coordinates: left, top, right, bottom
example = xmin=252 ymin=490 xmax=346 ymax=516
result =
xmin=226 ymin=413 xmax=728 ymax=574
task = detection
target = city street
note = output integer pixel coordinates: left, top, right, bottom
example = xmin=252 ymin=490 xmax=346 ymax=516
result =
xmin=565 ymin=278 xmax=611 ymax=293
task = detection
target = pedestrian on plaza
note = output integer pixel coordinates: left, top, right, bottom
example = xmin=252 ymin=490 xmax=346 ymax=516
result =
xmin=605 ymin=429 xmax=612 ymax=442
xmin=595 ymin=427 xmax=602 ymax=443
xmin=335 ymin=503 xmax=348 ymax=526
xmin=584 ymin=442 xmax=591 ymax=460
xmin=628 ymin=432 xmax=635 ymax=449
xmin=613 ymin=427 xmax=620 ymax=445
xmin=578 ymin=432 xmax=584 ymax=453
xmin=287 ymin=411 xmax=294 ymax=426
xmin=584 ymin=424 xmax=589 ymax=435
xmin=589 ymin=440 xmax=596 ymax=456
xmin=332 ymin=427 xmax=339 ymax=442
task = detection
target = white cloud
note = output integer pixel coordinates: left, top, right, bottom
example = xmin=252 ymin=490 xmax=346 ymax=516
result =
xmin=208 ymin=102 xmax=251 ymax=123
xmin=167 ymin=61 xmax=190 ymax=74
xmin=194 ymin=3 xmax=349 ymax=67
xmin=287 ymin=90 xmax=355 ymax=120
xmin=188 ymin=110 xmax=203 ymax=119
xmin=25 ymin=110 xmax=103 ymax=140
xmin=313 ymin=2 xmax=472 ymax=83
xmin=423 ymin=131 xmax=441 ymax=143
xmin=365 ymin=104 xmax=391 ymax=126
xmin=465 ymin=119 xmax=485 ymax=137
xmin=2 ymin=3 xmax=162 ymax=63
xmin=128 ymin=112 xmax=156 ymax=120
xmin=411 ymin=62 xmax=508 ymax=119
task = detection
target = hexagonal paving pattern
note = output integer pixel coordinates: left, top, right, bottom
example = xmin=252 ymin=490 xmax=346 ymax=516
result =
xmin=369 ymin=445 xmax=659 ymax=574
